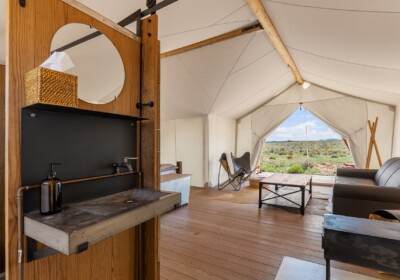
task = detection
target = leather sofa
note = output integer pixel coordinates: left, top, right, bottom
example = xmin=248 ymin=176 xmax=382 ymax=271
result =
xmin=333 ymin=158 xmax=400 ymax=218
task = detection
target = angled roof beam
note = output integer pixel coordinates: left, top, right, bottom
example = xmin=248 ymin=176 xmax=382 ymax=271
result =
xmin=63 ymin=0 xmax=140 ymax=41
xmin=247 ymin=0 xmax=304 ymax=84
xmin=160 ymin=22 xmax=262 ymax=59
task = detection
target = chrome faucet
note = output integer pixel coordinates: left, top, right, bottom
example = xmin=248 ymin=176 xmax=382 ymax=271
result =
xmin=113 ymin=157 xmax=137 ymax=174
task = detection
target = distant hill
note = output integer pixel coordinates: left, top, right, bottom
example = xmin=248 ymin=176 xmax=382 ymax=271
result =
xmin=266 ymin=138 xmax=341 ymax=143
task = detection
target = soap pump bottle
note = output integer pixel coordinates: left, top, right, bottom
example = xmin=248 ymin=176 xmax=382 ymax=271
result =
xmin=40 ymin=163 xmax=62 ymax=215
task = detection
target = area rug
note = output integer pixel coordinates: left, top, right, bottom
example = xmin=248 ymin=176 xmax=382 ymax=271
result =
xmin=276 ymin=257 xmax=378 ymax=280
xmin=207 ymin=185 xmax=331 ymax=216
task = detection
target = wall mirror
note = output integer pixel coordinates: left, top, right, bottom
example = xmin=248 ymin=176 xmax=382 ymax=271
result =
xmin=51 ymin=23 xmax=125 ymax=104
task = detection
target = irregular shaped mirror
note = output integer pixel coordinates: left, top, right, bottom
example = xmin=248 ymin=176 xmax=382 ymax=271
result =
xmin=51 ymin=24 xmax=125 ymax=104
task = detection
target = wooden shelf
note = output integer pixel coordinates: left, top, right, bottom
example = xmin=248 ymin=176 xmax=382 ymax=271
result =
xmin=23 ymin=103 xmax=147 ymax=121
xmin=24 ymin=189 xmax=180 ymax=255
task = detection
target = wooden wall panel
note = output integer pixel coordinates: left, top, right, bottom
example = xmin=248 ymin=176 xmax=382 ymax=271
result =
xmin=6 ymin=1 xmax=36 ymax=278
xmin=140 ymin=15 xmax=161 ymax=280
xmin=0 ymin=64 xmax=5 ymax=274
xmin=6 ymin=0 xmax=148 ymax=279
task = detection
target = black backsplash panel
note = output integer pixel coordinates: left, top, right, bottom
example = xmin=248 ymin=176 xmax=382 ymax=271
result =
xmin=21 ymin=107 xmax=138 ymax=213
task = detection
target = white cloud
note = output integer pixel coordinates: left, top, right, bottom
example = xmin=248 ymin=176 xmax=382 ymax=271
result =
xmin=267 ymin=120 xmax=341 ymax=142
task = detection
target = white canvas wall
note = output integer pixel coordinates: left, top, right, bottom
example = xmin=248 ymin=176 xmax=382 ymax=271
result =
xmin=160 ymin=115 xmax=236 ymax=188
xmin=160 ymin=118 xmax=206 ymax=187
xmin=206 ymin=115 xmax=236 ymax=187
xmin=236 ymin=114 xmax=252 ymax=157
xmin=391 ymin=105 xmax=400 ymax=157
xmin=160 ymin=120 xmax=176 ymax=165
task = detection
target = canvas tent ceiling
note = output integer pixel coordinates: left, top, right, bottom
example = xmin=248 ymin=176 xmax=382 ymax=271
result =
xmin=1 ymin=0 xmax=400 ymax=119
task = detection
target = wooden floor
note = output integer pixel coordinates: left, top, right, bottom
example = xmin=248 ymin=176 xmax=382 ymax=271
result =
xmin=160 ymin=187 xmax=399 ymax=280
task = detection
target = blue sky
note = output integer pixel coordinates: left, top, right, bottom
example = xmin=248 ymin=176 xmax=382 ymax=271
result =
xmin=267 ymin=108 xmax=341 ymax=142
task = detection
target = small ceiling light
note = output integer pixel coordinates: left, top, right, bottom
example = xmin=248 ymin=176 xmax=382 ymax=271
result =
xmin=302 ymin=81 xmax=310 ymax=90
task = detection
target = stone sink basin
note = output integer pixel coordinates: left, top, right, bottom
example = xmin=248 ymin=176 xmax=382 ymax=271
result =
xmin=24 ymin=188 xmax=181 ymax=255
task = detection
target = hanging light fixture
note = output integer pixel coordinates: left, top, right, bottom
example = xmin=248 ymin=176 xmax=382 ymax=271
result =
xmin=302 ymin=81 xmax=310 ymax=90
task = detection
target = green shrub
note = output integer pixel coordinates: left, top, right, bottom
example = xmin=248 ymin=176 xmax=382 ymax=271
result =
xmin=287 ymin=165 xmax=304 ymax=174
xmin=287 ymin=155 xmax=293 ymax=159
xmin=267 ymin=167 xmax=276 ymax=172
xmin=269 ymin=156 xmax=276 ymax=160
xmin=306 ymin=167 xmax=320 ymax=174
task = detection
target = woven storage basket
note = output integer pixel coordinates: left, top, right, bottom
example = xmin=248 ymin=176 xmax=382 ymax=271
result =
xmin=25 ymin=67 xmax=78 ymax=107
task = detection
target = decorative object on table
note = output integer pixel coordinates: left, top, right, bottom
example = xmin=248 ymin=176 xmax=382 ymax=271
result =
xmin=365 ymin=117 xmax=382 ymax=168
xmin=333 ymin=157 xmax=400 ymax=218
xmin=25 ymin=52 xmax=78 ymax=107
xmin=259 ymin=173 xmax=312 ymax=215
xmin=322 ymin=214 xmax=400 ymax=280
xmin=40 ymin=163 xmax=62 ymax=215
xmin=217 ymin=152 xmax=256 ymax=191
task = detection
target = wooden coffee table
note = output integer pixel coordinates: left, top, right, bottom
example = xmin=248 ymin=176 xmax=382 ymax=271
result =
xmin=259 ymin=173 xmax=312 ymax=215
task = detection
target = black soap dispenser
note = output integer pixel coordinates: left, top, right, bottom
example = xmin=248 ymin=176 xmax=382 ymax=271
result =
xmin=40 ymin=163 xmax=62 ymax=215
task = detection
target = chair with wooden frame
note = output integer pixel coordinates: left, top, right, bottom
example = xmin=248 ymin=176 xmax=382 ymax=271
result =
xmin=217 ymin=152 xmax=256 ymax=191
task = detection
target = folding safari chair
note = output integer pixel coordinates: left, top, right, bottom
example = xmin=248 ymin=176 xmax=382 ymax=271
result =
xmin=217 ymin=152 xmax=256 ymax=191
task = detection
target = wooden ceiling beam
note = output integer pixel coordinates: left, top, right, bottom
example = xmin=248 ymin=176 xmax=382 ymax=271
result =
xmin=247 ymin=0 xmax=304 ymax=84
xmin=160 ymin=22 xmax=262 ymax=59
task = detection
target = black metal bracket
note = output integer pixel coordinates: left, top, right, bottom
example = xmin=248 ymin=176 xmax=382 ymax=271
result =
xmin=136 ymin=101 xmax=154 ymax=109
xmin=142 ymin=0 xmax=177 ymax=17
xmin=242 ymin=22 xmax=263 ymax=32
xmin=26 ymin=237 xmax=59 ymax=262
xmin=121 ymin=0 xmax=178 ymax=37
xmin=147 ymin=0 xmax=157 ymax=9
xmin=26 ymin=238 xmax=90 ymax=262
xmin=19 ymin=0 xmax=26 ymax=7
xmin=76 ymin=242 xmax=89 ymax=253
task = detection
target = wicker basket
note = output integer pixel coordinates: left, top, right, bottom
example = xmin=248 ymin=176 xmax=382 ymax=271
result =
xmin=25 ymin=67 xmax=78 ymax=107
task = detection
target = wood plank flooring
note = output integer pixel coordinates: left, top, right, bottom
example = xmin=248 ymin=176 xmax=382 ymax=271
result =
xmin=160 ymin=187 xmax=399 ymax=280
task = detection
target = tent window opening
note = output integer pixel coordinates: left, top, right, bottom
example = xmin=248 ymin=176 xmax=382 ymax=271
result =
xmin=259 ymin=107 xmax=355 ymax=176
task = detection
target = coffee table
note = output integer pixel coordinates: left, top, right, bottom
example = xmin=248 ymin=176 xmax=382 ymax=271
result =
xmin=259 ymin=173 xmax=312 ymax=215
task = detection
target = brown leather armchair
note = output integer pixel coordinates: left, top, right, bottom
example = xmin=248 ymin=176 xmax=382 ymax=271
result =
xmin=333 ymin=158 xmax=400 ymax=218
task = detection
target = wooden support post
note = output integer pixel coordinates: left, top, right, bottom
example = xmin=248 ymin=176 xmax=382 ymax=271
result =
xmin=160 ymin=23 xmax=261 ymax=58
xmin=366 ymin=117 xmax=382 ymax=168
xmin=0 ymin=64 xmax=5 ymax=274
xmin=366 ymin=120 xmax=375 ymax=169
xmin=6 ymin=1 xmax=34 ymax=278
xmin=140 ymin=14 xmax=161 ymax=280
xmin=368 ymin=118 xmax=382 ymax=167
